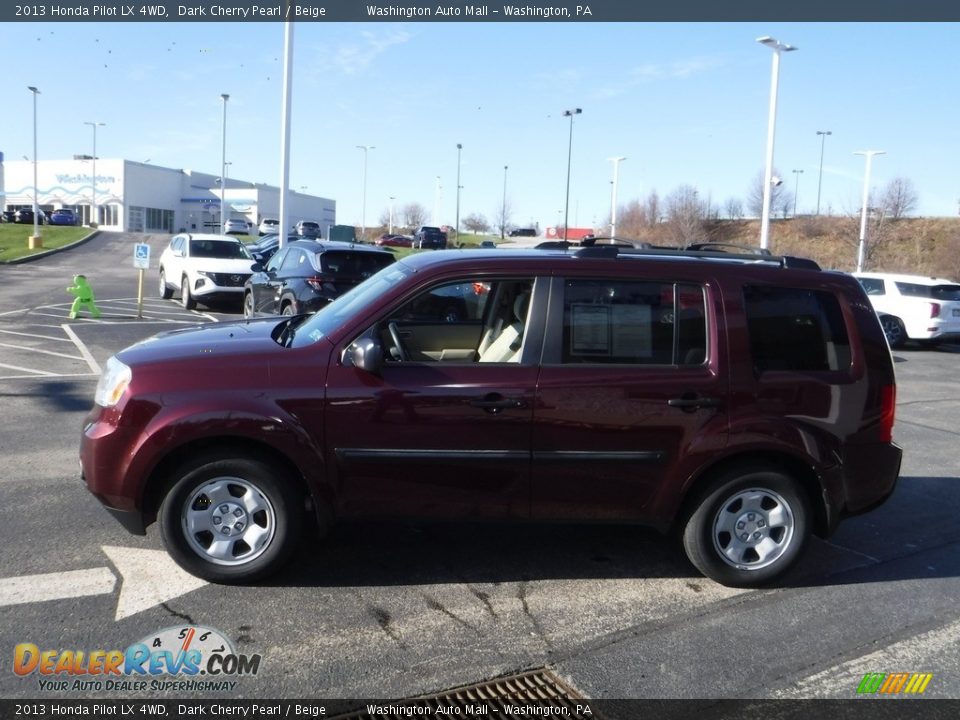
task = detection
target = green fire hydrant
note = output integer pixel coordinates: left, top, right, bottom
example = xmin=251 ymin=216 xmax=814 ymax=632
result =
xmin=66 ymin=274 xmax=101 ymax=319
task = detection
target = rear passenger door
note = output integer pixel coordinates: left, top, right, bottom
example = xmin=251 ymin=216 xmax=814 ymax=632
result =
xmin=531 ymin=273 xmax=728 ymax=522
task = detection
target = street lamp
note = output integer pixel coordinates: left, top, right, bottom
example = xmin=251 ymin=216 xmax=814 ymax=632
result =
xmin=356 ymin=145 xmax=374 ymax=239
xmin=219 ymin=93 xmax=229 ymax=233
xmin=562 ymin=108 xmax=582 ymax=241
xmin=608 ymin=156 xmax=626 ymax=237
xmin=27 ymin=86 xmax=41 ymax=243
xmin=83 ymin=121 xmax=105 ymax=227
xmin=455 ymin=143 xmax=462 ymax=241
xmin=854 ymin=150 xmax=885 ymax=272
xmin=757 ymin=36 xmax=797 ymax=250
xmin=434 ymin=176 xmax=442 ymax=225
xmin=791 ymin=169 xmax=804 ymax=217
xmin=388 ymin=195 xmax=395 ymax=234
xmin=815 ymin=130 xmax=832 ymax=216
xmin=501 ymin=165 xmax=508 ymax=239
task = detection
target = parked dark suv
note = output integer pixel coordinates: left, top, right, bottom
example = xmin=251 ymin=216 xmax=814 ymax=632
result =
xmin=81 ymin=245 xmax=901 ymax=587
xmin=413 ymin=226 xmax=447 ymax=250
xmin=243 ymin=239 xmax=395 ymax=317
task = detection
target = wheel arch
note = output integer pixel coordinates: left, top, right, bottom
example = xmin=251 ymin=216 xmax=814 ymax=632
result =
xmin=141 ymin=436 xmax=328 ymax=532
xmin=673 ymin=450 xmax=830 ymax=539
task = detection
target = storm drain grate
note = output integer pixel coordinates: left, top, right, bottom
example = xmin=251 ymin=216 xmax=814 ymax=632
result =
xmin=333 ymin=667 xmax=595 ymax=719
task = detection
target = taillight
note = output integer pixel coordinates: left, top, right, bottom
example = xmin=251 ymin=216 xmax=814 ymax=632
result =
xmin=306 ymin=277 xmax=331 ymax=292
xmin=929 ymin=302 xmax=941 ymax=318
xmin=879 ymin=384 xmax=896 ymax=443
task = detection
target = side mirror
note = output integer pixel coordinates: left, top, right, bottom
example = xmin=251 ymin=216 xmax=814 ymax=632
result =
xmin=345 ymin=337 xmax=383 ymax=375
xmin=250 ymin=262 xmax=263 ymax=273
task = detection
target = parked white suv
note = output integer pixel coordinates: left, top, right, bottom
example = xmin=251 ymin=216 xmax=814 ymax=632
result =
xmin=854 ymin=272 xmax=960 ymax=347
xmin=258 ymin=218 xmax=279 ymax=236
xmin=158 ymin=233 xmax=256 ymax=310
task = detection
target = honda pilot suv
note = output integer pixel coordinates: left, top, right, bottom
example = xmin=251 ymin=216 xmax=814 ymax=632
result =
xmin=81 ymin=246 xmax=901 ymax=587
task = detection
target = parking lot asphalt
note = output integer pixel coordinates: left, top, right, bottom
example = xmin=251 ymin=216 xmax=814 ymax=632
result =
xmin=0 ymin=232 xmax=959 ymax=704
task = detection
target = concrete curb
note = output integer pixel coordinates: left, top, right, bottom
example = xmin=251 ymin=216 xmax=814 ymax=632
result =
xmin=2 ymin=229 xmax=102 ymax=265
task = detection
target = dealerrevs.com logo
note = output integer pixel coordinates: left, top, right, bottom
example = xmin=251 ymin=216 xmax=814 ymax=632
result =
xmin=13 ymin=626 xmax=261 ymax=693
xmin=856 ymin=673 xmax=933 ymax=696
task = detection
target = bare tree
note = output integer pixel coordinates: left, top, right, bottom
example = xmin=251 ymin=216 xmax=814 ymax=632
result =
xmin=746 ymin=170 xmax=787 ymax=218
xmin=462 ymin=213 xmax=490 ymax=234
xmin=401 ymin=202 xmax=427 ymax=230
xmin=665 ymin=185 xmax=707 ymax=245
xmin=880 ymin=177 xmax=918 ymax=219
xmin=724 ymin=197 xmax=744 ymax=220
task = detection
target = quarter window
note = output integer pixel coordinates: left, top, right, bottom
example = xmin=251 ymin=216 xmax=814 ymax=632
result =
xmin=744 ymin=286 xmax=851 ymax=373
xmin=560 ymin=280 xmax=706 ymax=365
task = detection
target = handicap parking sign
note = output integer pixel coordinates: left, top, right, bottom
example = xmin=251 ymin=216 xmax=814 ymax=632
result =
xmin=134 ymin=243 xmax=150 ymax=269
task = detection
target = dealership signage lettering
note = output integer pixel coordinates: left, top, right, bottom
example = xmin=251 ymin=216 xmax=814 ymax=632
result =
xmin=56 ymin=174 xmax=117 ymax=186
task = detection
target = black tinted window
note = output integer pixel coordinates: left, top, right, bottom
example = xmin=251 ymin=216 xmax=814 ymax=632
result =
xmin=190 ymin=239 xmax=250 ymax=259
xmin=561 ymin=280 xmax=706 ymax=365
xmin=858 ymin=277 xmax=885 ymax=296
xmin=745 ymin=286 xmax=850 ymax=373
xmin=320 ymin=251 xmax=394 ymax=278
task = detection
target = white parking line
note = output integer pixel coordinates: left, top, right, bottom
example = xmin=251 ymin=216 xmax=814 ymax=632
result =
xmin=0 ymin=341 xmax=84 ymax=361
xmin=62 ymin=324 xmax=102 ymax=375
xmin=0 ymin=362 xmax=56 ymax=376
xmin=0 ymin=328 xmax=73 ymax=342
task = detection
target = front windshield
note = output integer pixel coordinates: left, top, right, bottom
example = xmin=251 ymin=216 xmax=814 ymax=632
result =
xmin=190 ymin=239 xmax=252 ymax=259
xmin=289 ymin=263 xmax=414 ymax=348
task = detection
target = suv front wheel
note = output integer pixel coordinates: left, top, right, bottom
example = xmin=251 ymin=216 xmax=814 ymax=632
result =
xmin=682 ymin=466 xmax=810 ymax=587
xmin=158 ymin=454 xmax=304 ymax=583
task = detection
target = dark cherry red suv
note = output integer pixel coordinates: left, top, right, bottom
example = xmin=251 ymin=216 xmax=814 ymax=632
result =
xmin=81 ymin=246 xmax=901 ymax=587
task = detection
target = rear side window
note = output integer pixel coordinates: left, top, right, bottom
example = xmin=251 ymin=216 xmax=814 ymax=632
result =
xmin=561 ymin=280 xmax=706 ymax=365
xmin=857 ymin=277 xmax=885 ymax=296
xmin=744 ymin=286 xmax=851 ymax=373
xmin=318 ymin=251 xmax=394 ymax=278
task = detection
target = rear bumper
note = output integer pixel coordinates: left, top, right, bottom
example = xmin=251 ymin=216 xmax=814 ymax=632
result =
xmin=842 ymin=441 xmax=902 ymax=516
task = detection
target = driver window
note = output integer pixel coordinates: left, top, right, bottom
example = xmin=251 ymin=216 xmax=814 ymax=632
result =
xmin=266 ymin=249 xmax=287 ymax=272
xmin=381 ymin=278 xmax=533 ymax=364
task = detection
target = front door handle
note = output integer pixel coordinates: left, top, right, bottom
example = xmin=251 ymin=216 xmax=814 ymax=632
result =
xmin=668 ymin=395 xmax=722 ymax=412
xmin=470 ymin=394 xmax=526 ymax=414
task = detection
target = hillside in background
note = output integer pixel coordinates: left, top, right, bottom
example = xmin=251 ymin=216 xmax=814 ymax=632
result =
xmin=627 ymin=216 xmax=960 ymax=279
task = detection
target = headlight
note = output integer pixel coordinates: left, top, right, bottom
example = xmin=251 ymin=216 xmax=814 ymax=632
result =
xmin=94 ymin=356 xmax=132 ymax=408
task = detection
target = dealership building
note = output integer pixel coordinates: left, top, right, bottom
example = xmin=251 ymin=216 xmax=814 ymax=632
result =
xmin=0 ymin=154 xmax=335 ymax=234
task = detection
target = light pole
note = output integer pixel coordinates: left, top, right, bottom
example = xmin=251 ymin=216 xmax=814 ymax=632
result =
xmin=83 ymin=121 xmax=105 ymax=227
xmin=791 ymin=169 xmax=804 ymax=217
xmin=27 ymin=86 xmax=41 ymax=244
xmin=434 ymin=176 xmax=441 ymax=225
xmin=608 ymin=156 xmax=626 ymax=237
xmin=757 ymin=36 xmax=797 ymax=250
xmin=562 ymin=108 xmax=582 ymax=240
xmin=388 ymin=196 xmax=395 ymax=234
xmin=219 ymin=93 xmax=229 ymax=233
xmin=501 ymin=165 xmax=508 ymax=239
xmin=455 ymin=143 xmax=462 ymax=241
xmin=815 ymin=130 xmax=832 ymax=216
xmin=854 ymin=150 xmax=885 ymax=272
xmin=356 ymin=145 xmax=374 ymax=240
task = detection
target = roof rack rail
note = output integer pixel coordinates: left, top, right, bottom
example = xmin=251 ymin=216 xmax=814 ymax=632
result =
xmin=571 ymin=245 xmax=821 ymax=270
xmin=684 ymin=241 xmax=771 ymax=256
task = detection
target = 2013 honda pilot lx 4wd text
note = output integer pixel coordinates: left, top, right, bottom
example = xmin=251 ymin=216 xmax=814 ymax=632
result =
xmin=81 ymin=246 xmax=902 ymax=587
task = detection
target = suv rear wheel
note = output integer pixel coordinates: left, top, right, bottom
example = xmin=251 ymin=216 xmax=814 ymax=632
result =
xmin=880 ymin=315 xmax=907 ymax=349
xmin=683 ymin=466 xmax=810 ymax=587
xmin=158 ymin=454 xmax=304 ymax=583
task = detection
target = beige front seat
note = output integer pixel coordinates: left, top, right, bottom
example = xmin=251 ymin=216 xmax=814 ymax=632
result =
xmin=478 ymin=293 xmax=529 ymax=363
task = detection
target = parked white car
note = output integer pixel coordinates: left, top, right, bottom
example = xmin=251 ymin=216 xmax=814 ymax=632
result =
xmin=223 ymin=218 xmax=250 ymax=235
xmin=158 ymin=233 xmax=256 ymax=310
xmin=854 ymin=272 xmax=960 ymax=348
xmin=258 ymin=218 xmax=279 ymax=236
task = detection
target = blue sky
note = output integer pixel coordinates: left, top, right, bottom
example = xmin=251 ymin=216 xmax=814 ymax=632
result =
xmin=1 ymin=21 xmax=958 ymax=230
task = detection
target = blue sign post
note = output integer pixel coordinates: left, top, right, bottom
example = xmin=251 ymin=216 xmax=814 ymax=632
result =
xmin=134 ymin=243 xmax=150 ymax=318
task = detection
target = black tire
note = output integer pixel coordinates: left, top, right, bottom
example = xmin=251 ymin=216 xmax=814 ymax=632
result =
xmin=280 ymin=302 xmax=295 ymax=316
xmin=159 ymin=268 xmax=173 ymax=300
xmin=181 ymin=276 xmax=197 ymax=310
xmin=682 ymin=466 xmax=810 ymax=587
xmin=880 ymin=315 xmax=907 ymax=349
xmin=243 ymin=291 xmax=255 ymax=318
xmin=158 ymin=454 xmax=304 ymax=583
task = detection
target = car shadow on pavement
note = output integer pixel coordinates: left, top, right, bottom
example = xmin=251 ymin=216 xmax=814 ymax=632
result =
xmin=0 ymin=379 xmax=94 ymax=413
xmin=263 ymin=475 xmax=960 ymax=591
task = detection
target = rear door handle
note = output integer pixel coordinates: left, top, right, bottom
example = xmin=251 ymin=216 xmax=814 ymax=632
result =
xmin=668 ymin=395 xmax=722 ymax=412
